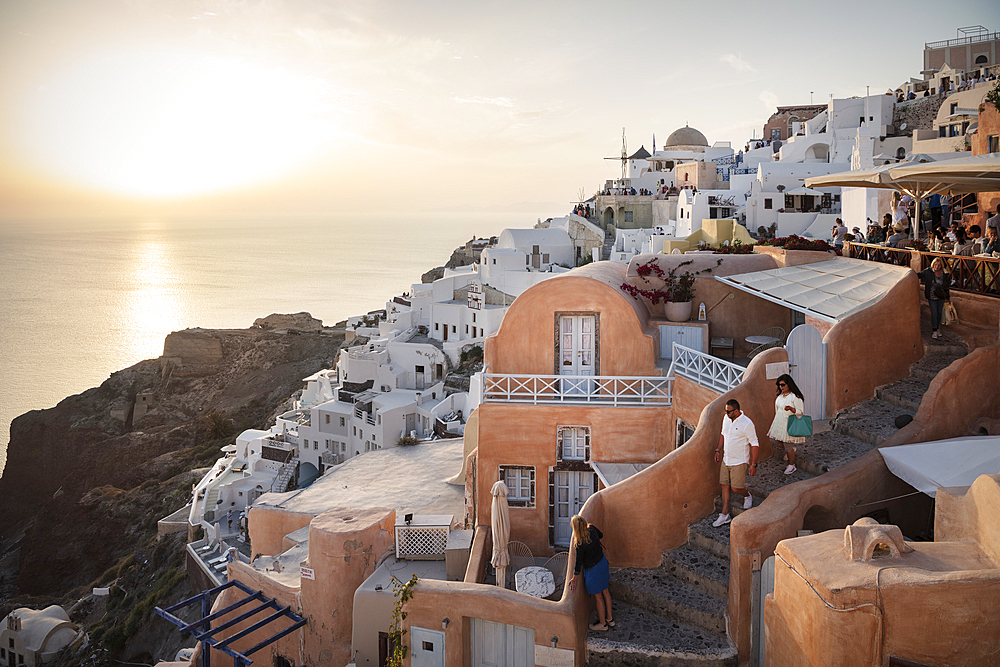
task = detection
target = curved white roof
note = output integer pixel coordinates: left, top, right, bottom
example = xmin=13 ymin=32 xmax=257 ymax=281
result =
xmin=3 ymin=606 xmax=76 ymax=653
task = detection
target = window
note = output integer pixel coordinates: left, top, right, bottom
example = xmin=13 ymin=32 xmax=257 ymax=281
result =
xmin=721 ymin=208 xmax=731 ymax=217
xmin=975 ymin=55 xmax=988 ymax=64
xmin=624 ymin=211 xmax=633 ymax=223
xmin=434 ymin=323 xmax=439 ymax=330
xmin=340 ymin=417 xmax=345 ymax=427
xmin=950 ymin=102 xmax=958 ymax=115
xmin=542 ymin=253 xmax=550 ymax=263
xmin=452 ymin=325 xmax=457 ymax=333
xmin=988 ymin=135 xmax=999 ymax=153
xmin=676 ymin=419 xmax=696 ymax=448
xmin=500 ymin=466 xmax=535 ymax=507
xmin=492 ymin=258 xmax=496 ymax=265
xmin=314 ymin=441 xmax=318 ymax=450
xmin=764 ymin=198 xmax=772 ymax=210
xmin=377 ymin=415 xmax=381 ymax=425
xmin=472 ymin=312 xmax=476 ymax=322
xmin=472 ymin=327 xmax=477 ymax=337
xmin=465 ymin=324 xmax=469 ymax=334
xmin=341 ymin=443 xmax=346 ymax=452
xmin=558 ymin=426 xmax=590 ymax=461
xmin=325 ymin=414 xmax=330 ymax=424
xmin=532 ymin=245 xmax=540 ymax=254
xmin=353 ymin=426 xmax=357 ymax=436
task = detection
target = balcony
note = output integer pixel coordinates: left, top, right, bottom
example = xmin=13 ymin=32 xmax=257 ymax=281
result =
xmin=482 ymin=374 xmax=672 ymax=407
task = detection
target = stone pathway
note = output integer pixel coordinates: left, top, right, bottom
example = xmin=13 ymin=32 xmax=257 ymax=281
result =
xmin=585 ymin=333 xmax=967 ymax=665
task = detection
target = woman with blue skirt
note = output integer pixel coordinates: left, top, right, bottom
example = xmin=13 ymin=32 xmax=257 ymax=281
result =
xmin=568 ymin=515 xmax=613 ymax=631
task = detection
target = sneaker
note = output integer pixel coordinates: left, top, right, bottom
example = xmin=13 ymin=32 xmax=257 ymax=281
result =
xmin=932 ymin=331 xmax=940 ymax=339
xmin=606 ymin=618 xmax=616 ymax=628
xmin=589 ymin=622 xmax=608 ymax=631
xmin=712 ymin=513 xmax=731 ymax=527
xmin=743 ymin=494 xmax=753 ymax=509
xmin=784 ymin=464 xmax=797 ymax=475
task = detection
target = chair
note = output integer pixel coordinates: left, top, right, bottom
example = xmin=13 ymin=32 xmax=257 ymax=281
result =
xmin=506 ymin=541 xmax=534 ymax=587
xmin=542 ymin=552 xmax=569 ymax=600
xmin=749 ymin=327 xmax=785 ymax=358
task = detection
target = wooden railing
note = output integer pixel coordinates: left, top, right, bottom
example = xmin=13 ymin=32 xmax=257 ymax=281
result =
xmin=848 ymin=243 xmax=1000 ymax=297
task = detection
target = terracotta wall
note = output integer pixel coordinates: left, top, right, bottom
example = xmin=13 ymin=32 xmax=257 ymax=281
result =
xmin=475 ymin=403 xmax=675 ymax=555
xmin=485 ymin=262 xmax=657 ymax=377
xmin=730 ymin=343 xmax=1000 ymax=666
xmin=972 ymin=101 xmax=1000 ymax=217
xmin=936 ymin=473 xmax=1000 ymax=565
xmin=401 ymin=577 xmax=590 ymax=667
xmin=248 ymin=506 xmax=314 ymax=558
xmin=766 ymin=477 xmax=1000 ymax=667
xmin=823 ymin=271 xmax=923 ymax=415
xmin=214 ymin=508 xmax=395 ymax=667
xmin=578 ymin=349 xmax=785 ymax=569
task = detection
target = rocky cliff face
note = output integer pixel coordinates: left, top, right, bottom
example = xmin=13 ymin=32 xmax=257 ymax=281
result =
xmin=0 ymin=324 xmax=345 ymax=597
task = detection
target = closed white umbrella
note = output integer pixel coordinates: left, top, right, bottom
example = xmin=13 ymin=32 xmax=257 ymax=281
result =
xmin=490 ymin=481 xmax=510 ymax=587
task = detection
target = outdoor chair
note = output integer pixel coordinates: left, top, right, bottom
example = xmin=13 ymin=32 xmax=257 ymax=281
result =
xmin=542 ymin=551 xmax=569 ymax=600
xmin=506 ymin=541 xmax=534 ymax=586
xmin=749 ymin=327 xmax=785 ymax=358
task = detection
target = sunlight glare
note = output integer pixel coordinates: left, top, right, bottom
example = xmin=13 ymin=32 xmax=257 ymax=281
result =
xmin=18 ymin=49 xmax=340 ymax=198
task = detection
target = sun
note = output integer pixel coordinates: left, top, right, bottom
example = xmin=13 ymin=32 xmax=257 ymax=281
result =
xmin=16 ymin=48 xmax=340 ymax=198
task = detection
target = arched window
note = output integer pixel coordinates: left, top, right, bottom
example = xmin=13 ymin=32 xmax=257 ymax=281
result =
xmin=975 ymin=55 xmax=988 ymax=65
xmin=896 ymin=147 xmax=906 ymax=159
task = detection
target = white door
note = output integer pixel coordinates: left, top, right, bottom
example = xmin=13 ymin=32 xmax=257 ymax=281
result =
xmin=559 ymin=315 xmax=595 ymax=394
xmin=785 ymin=324 xmax=826 ymax=419
xmin=553 ymin=470 xmax=595 ymax=547
xmin=659 ymin=324 xmax=703 ymax=359
xmin=411 ymin=627 xmax=445 ymax=667
xmin=471 ymin=619 xmax=534 ymax=667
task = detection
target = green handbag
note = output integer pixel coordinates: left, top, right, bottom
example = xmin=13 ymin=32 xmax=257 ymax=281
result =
xmin=787 ymin=414 xmax=813 ymax=437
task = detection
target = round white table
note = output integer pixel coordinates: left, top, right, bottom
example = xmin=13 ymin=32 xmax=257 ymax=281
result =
xmin=515 ymin=566 xmax=556 ymax=598
xmin=745 ymin=335 xmax=780 ymax=347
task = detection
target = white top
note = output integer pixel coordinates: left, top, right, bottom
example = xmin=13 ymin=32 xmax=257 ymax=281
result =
xmin=721 ymin=413 xmax=759 ymax=466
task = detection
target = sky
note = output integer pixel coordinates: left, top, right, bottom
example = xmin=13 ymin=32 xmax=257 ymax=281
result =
xmin=1 ymin=0 xmax=999 ymax=219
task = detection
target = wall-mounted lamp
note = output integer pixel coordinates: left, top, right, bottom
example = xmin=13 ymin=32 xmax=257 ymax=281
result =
xmin=550 ymin=636 xmax=558 ymax=648
xmin=441 ymin=618 xmax=450 ymax=630
xmin=374 ymin=585 xmax=383 ymax=592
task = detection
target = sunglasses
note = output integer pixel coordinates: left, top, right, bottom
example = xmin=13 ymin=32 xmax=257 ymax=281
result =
xmin=778 ymin=382 xmax=787 ymax=387
xmin=725 ymin=407 xmax=737 ymax=414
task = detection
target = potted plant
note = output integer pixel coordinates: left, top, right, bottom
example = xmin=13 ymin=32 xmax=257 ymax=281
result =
xmin=664 ymin=263 xmax=697 ymax=322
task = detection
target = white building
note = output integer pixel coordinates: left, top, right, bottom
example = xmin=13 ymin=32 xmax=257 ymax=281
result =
xmin=0 ymin=607 xmax=84 ymax=667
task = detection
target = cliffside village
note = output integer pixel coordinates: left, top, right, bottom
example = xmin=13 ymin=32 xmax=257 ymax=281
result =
xmin=5 ymin=26 xmax=1000 ymax=667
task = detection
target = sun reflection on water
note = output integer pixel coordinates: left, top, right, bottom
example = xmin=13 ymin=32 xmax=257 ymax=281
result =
xmin=120 ymin=239 xmax=181 ymax=362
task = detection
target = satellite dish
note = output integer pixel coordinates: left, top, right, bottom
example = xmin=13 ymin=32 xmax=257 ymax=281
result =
xmin=900 ymin=123 xmax=907 ymax=131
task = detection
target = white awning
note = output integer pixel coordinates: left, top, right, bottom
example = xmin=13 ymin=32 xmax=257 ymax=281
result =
xmin=715 ymin=258 xmax=909 ymax=323
xmin=879 ymin=436 xmax=1000 ymax=497
xmin=591 ymin=461 xmax=651 ymax=488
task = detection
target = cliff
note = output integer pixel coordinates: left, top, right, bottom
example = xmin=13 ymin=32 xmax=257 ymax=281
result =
xmin=0 ymin=323 xmax=346 ymax=597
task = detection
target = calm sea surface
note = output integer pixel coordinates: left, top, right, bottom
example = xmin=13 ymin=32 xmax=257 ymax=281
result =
xmin=0 ymin=212 xmax=533 ymax=472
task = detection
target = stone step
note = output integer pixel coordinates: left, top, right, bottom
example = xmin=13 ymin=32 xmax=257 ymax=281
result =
xmin=586 ymin=602 xmax=737 ymax=667
xmin=743 ymin=457 xmax=816 ymax=501
xmin=687 ymin=517 xmax=731 ymax=562
xmin=660 ymin=545 xmax=729 ymax=600
xmin=909 ymin=349 xmax=966 ymax=381
xmin=778 ymin=429 xmax=872 ymax=477
xmin=609 ymin=567 xmax=727 ymax=635
xmin=831 ymin=398 xmax=914 ymax=446
xmin=876 ymin=375 xmax=929 ymax=412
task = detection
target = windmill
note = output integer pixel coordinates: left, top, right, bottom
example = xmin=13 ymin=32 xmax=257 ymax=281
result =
xmin=605 ymin=127 xmax=628 ymax=183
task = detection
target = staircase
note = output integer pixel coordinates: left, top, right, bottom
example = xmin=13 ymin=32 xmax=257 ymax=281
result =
xmin=273 ymin=462 xmax=297 ymax=493
xmin=586 ymin=336 xmax=966 ymax=665
xmin=601 ymin=235 xmax=615 ymax=261
xmin=203 ymin=487 xmax=220 ymax=521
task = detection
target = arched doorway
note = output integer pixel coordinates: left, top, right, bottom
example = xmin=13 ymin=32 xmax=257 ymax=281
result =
xmin=603 ymin=207 xmax=614 ymax=227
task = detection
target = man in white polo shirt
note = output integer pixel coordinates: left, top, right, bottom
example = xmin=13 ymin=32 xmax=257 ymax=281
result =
xmin=713 ymin=399 xmax=759 ymax=526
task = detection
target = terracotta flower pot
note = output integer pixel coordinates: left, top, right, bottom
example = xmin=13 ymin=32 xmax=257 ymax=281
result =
xmin=666 ymin=301 xmax=693 ymax=322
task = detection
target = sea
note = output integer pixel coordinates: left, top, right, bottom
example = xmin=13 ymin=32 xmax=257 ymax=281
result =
xmin=0 ymin=211 xmax=540 ymax=473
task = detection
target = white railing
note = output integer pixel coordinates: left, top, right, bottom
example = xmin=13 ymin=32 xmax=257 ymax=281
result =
xmin=667 ymin=343 xmax=745 ymax=394
xmin=482 ymin=374 xmax=672 ymax=406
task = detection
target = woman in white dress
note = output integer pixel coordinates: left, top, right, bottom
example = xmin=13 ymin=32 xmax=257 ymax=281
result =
xmin=768 ymin=373 xmax=805 ymax=475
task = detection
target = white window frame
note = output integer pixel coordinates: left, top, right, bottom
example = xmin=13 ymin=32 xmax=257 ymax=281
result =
xmin=500 ymin=466 xmax=535 ymax=508
xmin=557 ymin=426 xmax=590 ymax=462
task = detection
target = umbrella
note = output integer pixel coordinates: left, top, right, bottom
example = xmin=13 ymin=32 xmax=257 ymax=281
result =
xmin=490 ymin=480 xmax=510 ymax=588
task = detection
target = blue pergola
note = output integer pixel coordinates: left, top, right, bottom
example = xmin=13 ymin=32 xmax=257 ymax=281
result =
xmin=155 ymin=580 xmax=307 ymax=667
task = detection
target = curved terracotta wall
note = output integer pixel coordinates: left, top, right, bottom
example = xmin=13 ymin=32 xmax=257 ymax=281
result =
xmin=578 ymin=347 xmax=787 ymax=568
xmin=824 ymin=271 xmax=922 ymax=415
xmin=485 ymin=263 xmax=657 ymax=377
xmin=730 ymin=343 xmax=1000 ymax=665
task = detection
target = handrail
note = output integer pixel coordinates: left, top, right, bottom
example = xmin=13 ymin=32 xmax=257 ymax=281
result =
xmin=849 ymin=242 xmax=1000 ymax=297
xmin=482 ymin=373 xmax=672 ymax=406
xmin=666 ymin=343 xmax=746 ymax=394
xmin=925 ymin=31 xmax=999 ymax=49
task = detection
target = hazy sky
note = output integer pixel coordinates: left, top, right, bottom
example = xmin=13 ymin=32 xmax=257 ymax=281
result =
xmin=1 ymin=0 xmax=998 ymax=219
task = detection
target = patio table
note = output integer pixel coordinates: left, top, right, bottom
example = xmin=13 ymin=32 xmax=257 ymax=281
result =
xmin=515 ymin=566 xmax=556 ymax=598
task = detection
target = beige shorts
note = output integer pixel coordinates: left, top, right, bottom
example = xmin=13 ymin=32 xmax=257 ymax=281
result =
xmin=720 ymin=463 xmax=748 ymax=488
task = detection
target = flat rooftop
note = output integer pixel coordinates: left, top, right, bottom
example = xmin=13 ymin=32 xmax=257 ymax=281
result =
xmin=254 ymin=438 xmax=466 ymax=522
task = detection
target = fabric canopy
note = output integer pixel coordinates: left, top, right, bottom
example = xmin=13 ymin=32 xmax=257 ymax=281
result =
xmin=879 ymin=436 xmax=1000 ymax=497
